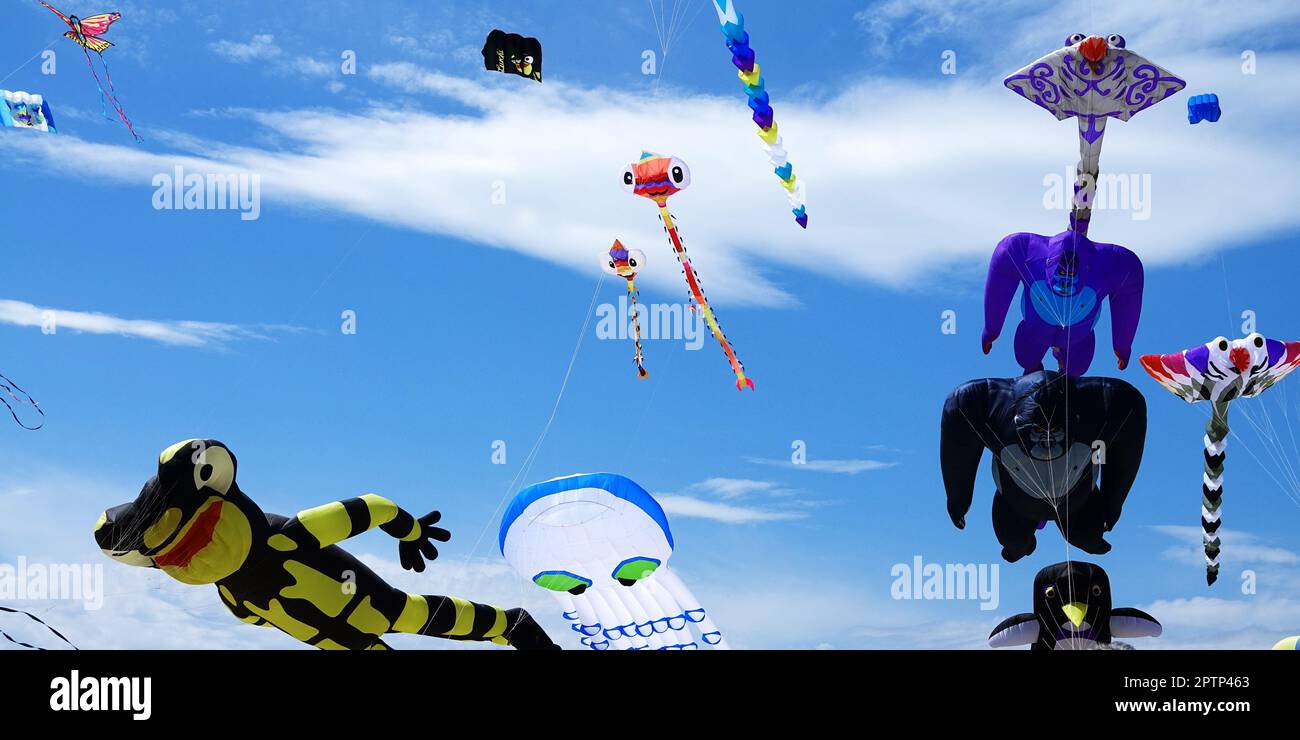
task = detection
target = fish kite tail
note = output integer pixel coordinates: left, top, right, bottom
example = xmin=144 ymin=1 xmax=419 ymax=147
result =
xmin=1202 ymin=404 xmax=1230 ymax=586
xmin=736 ymin=374 xmax=755 ymax=392
xmin=628 ymin=285 xmax=648 ymax=379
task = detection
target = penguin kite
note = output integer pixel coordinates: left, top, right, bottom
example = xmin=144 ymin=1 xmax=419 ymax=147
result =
xmin=989 ymin=561 xmax=1161 ymax=650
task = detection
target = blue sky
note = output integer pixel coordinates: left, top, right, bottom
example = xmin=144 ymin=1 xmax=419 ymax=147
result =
xmin=2 ymin=0 xmax=1300 ymax=649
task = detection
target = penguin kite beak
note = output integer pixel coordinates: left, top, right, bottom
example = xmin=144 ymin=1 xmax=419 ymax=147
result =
xmin=1061 ymin=602 xmax=1088 ymax=628
xmin=1230 ymin=347 xmax=1251 ymax=374
xmin=1079 ymin=36 xmax=1108 ymax=63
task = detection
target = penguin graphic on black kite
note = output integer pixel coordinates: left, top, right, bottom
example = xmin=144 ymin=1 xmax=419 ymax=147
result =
xmin=989 ymin=561 xmax=1161 ymax=650
xmin=481 ymin=29 xmax=542 ymax=82
xmin=94 ymin=439 xmax=557 ymax=650
xmin=940 ymin=371 xmax=1147 ymax=562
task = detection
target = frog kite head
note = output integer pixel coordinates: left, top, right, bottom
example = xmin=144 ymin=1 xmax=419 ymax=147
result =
xmin=1004 ymin=33 xmax=1185 ymax=234
xmin=500 ymin=473 xmax=726 ymax=650
xmin=622 ymin=152 xmax=691 ymax=207
xmin=94 ymin=439 xmax=263 ymax=585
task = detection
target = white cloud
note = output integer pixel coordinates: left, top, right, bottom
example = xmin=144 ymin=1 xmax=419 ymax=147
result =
xmin=656 ymin=494 xmax=807 ymax=524
xmin=210 ymin=34 xmax=282 ymax=63
xmin=1150 ymin=524 xmax=1300 ymax=567
xmin=685 ymin=477 xmax=781 ymax=499
xmin=0 ymin=298 xmax=302 ymax=349
xmin=748 ymin=456 xmax=897 ymax=474
xmin=6 ymin=37 xmax=1298 ymax=308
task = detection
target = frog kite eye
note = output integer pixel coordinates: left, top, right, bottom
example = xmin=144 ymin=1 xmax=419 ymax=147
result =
xmin=606 ymin=240 xmax=649 ymax=378
xmin=500 ymin=473 xmax=727 ymax=650
xmin=1141 ymin=334 xmax=1300 ymax=585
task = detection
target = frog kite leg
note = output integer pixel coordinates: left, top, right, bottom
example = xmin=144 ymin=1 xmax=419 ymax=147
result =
xmin=1004 ymin=33 xmax=1185 ymax=236
xmin=1141 ymin=335 xmax=1300 ymax=585
xmin=603 ymin=240 xmax=649 ymax=379
xmin=94 ymin=439 xmax=558 ymax=649
xmin=623 ymin=152 xmax=754 ymax=391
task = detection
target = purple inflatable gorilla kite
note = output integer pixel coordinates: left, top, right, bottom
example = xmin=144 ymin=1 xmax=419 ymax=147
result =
xmin=982 ymin=229 xmax=1144 ymax=376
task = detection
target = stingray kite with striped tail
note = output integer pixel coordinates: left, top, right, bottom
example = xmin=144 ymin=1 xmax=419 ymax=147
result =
xmin=710 ymin=0 xmax=807 ymax=229
xmin=1141 ymin=333 xmax=1300 ymax=585
xmin=622 ymin=152 xmax=754 ymax=391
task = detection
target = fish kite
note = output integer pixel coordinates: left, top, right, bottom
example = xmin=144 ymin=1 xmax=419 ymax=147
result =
xmin=602 ymin=240 xmax=649 ymax=379
xmin=623 ymin=152 xmax=754 ymax=390
xmin=500 ymin=472 xmax=727 ymax=650
xmin=1141 ymin=333 xmax=1300 ymax=585
xmin=710 ymin=0 xmax=807 ymax=228
xmin=41 ymin=2 xmax=140 ymax=141
xmin=1004 ymin=33 xmax=1184 ymax=235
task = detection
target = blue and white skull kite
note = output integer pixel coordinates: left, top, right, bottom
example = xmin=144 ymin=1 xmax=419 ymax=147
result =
xmin=500 ymin=473 xmax=727 ymax=650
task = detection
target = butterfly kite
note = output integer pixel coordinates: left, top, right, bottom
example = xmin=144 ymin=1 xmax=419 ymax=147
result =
xmin=1141 ymin=333 xmax=1300 ymax=585
xmin=602 ymin=240 xmax=649 ymax=379
xmin=41 ymin=2 xmax=140 ymax=141
xmin=623 ymin=152 xmax=754 ymax=391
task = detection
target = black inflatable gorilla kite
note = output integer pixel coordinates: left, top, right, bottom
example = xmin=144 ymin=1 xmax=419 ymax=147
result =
xmin=940 ymin=371 xmax=1147 ymax=562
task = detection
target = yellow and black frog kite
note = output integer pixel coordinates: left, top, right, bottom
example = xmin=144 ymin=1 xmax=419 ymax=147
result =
xmin=94 ymin=439 xmax=557 ymax=650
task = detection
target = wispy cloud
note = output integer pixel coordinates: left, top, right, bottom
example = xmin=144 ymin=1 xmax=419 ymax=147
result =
xmin=1149 ymin=524 xmax=1300 ymax=567
xmin=7 ymin=27 xmax=1299 ymax=308
xmin=209 ymin=34 xmax=338 ymax=82
xmin=210 ymin=34 xmax=282 ymax=63
xmin=0 ymin=299 xmax=303 ymax=349
xmin=657 ymin=494 xmax=807 ymax=524
xmin=685 ymin=477 xmax=783 ymax=499
xmin=748 ymin=456 xmax=898 ymax=475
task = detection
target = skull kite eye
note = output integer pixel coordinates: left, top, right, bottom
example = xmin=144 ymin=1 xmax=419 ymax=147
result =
xmin=612 ymin=556 xmax=661 ymax=586
xmin=532 ymin=571 xmax=593 ymax=594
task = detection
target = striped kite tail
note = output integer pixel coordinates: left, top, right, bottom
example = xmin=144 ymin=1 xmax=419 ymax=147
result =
xmin=1202 ymin=405 xmax=1230 ymax=585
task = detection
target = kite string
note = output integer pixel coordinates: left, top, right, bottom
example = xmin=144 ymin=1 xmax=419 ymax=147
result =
xmin=428 ymin=271 xmax=607 ymax=642
xmin=0 ymin=605 xmax=78 ymax=650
